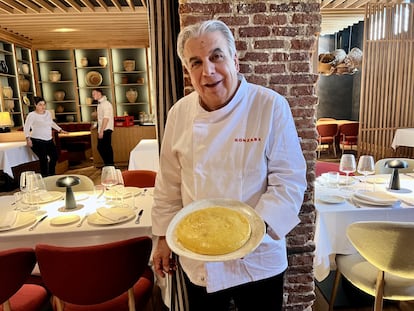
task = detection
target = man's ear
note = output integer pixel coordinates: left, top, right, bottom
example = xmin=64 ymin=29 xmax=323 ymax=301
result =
xmin=234 ymin=54 xmax=240 ymax=72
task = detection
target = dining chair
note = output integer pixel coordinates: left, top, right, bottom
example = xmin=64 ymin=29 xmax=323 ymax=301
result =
xmin=317 ymin=123 xmax=339 ymax=158
xmin=0 ymin=248 xmax=49 ymax=311
xmin=329 ymin=221 xmax=414 ymax=311
xmin=317 ymin=117 xmax=337 ymax=121
xmin=122 ymin=170 xmax=157 ymax=188
xmin=338 ymin=122 xmax=359 ymax=155
xmin=35 ymin=236 xmax=154 ymax=311
xmin=315 ymin=161 xmax=341 ymax=177
xmin=374 ymin=158 xmax=414 ymax=174
xmin=43 ymin=174 xmax=95 ymax=192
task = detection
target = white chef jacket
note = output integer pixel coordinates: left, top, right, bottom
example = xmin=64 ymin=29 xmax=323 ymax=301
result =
xmin=96 ymin=95 xmax=114 ymax=131
xmin=152 ymin=75 xmax=307 ymax=293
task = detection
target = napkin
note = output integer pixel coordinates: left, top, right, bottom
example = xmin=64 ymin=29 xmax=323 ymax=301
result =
xmin=96 ymin=207 xmax=129 ymax=222
xmin=0 ymin=211 xmax=18 ymax=229
xmin=354 ymin=191 xmax=400 ymax=205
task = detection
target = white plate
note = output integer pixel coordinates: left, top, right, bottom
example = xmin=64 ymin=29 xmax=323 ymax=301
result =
xmin=354 ymin=191 xmax=399 ymax=205
xmin=351 ymin=195 xmax=398 ymax=207
xmin=319 ymin=195 xmax=345 ymax=204
xmin=22 ymin=191 xmax=63 ymax=204
xmin=319 ymin=174 xmax=357 ymax=186
xmin=87 ymin=207 xmax=135 ymax=225
xmin=50 ymin=214 xmax=80 ymax=226
xmin=0 ymin=213 xmax=37 ymax=232
xmin=366 ymin=177 xmax=388 ymax=184
xmin=104 ymin=186 xmax=141 ymax=199
xmin=166 ymin=199 xmax=266 ymax=262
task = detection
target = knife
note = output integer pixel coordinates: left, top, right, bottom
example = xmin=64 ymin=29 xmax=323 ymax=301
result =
xmin=29 ymin=215 xmax=48 ymax=231
xmin=135 ymin=209 xmax=144 ymax=224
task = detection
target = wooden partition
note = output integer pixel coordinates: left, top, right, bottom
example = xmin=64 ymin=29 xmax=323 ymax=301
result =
xmin=359 ymin=2 xmax=413 ymax=160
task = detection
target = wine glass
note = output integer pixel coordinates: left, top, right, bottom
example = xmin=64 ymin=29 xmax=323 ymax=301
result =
xmin=101 ymin=166 xmax=117 ymax=200
xmin=113 ymin=169 xmax=128 ymax=208
xmin=20 ymin=171 xmax=38 ymax=211
xmin=357 ymin=155 xmax=375 ymax=191
xmin=339 ymin=154 xmax=356 ymax=186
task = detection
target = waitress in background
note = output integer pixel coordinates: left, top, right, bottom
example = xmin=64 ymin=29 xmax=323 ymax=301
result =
xmin=24 ymin=96 xmax=67 ymax=176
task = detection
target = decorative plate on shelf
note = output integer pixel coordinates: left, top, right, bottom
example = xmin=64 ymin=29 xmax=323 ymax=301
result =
xmin=22 ymin=95 xmax=30 ymax=106
xmin=85 ymin=71 xmax=103 ymax=87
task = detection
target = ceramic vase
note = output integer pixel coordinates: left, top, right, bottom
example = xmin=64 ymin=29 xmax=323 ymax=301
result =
xmin=22 ymin=63 xmax=30 ymax=75
xmin=2 ymin=86 xmax=13 ymax=99
xmin=126 ymin=88 xmax=138 ymax=103
xmin=56 ymin=105 xmax=64 ymax=113
xmin=123 ymin=60 xmax=135 ymax=71
xmin=54 ymin=90 xmax=65 ymax=101
xmin=19 ymin=78 xmax=30 ymax=92
xmin=80 ymin=57 xmax=88 ymax=67
xmin=99 ymin=57 xmax=108 ymax=67
xmin=49 ymin=71 xmax=61 ymax=82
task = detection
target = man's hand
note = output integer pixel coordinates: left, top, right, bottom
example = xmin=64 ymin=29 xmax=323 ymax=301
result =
xmin=152 ymin=237 xmax=176 ymax=278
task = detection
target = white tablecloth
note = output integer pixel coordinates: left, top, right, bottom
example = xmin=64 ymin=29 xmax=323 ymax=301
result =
xmin=0 ymin=141 xmax=38 ymax=178
xmin=391 ymin=128 xmax=414 ymax=149
xmin=314 ymin=174 xmax=414 ymax=281
xmin=0 ymin=188 xmax=153 ymax=251
xmin=128 ymin=139 xmax=159 ymax=171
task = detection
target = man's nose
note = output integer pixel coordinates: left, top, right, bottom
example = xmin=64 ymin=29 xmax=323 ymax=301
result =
xmin=202 ymin=61 xmax=215 ymax=76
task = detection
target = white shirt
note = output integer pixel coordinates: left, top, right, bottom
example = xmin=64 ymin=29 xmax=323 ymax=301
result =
xmin=23 ymin=110 xmax=61 ymax=141
xmin=97 ymin=95 xmax=114 ymax=131
xmin=152 ymin=76 xmax=307 ymax=293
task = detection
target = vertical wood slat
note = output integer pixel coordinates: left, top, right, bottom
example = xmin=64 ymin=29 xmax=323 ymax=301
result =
xmin=359 ymin=2 xmax=414 ymax=160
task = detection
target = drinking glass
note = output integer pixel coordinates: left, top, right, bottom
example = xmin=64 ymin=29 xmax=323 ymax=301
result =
xmin=101 ymin=166 xmax=117 ymax=200
xmin=339 ymin=154 xmax=356 ymax=185
xmin=357 ymin=155 xmax=375 ymax=191
xmin=20 ymin=171 xmax=39 ymax=211
xmin=113 ymin=169 xmax=128 ymax=208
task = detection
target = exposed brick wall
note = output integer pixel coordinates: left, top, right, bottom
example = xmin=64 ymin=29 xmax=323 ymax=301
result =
xmin=178 ymin=1 xmax=320 ymax=310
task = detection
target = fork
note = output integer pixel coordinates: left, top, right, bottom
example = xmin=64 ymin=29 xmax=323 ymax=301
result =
xmin=77 ymin=213 xmax=89 ymax=227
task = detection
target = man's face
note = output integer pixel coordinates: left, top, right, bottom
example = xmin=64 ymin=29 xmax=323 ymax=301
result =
xmin=92 ymin=90 xmax=102 ymax=101
xmin=183 ymin=31 xmax=239 ymax=111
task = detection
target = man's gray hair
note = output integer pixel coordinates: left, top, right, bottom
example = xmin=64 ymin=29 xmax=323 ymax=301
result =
xmin=177 ymin=20 xmax=237 ymax=68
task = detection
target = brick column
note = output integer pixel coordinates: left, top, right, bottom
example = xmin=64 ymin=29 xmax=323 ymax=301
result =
xmin=178 ymin=1 xmax=320 ymax=310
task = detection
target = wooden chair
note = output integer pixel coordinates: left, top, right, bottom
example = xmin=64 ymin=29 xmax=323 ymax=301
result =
xmin=122 ymin=170 xmax=156 ymax=188
xmin=0 ymin=248 xmax=49 ymax=311
xmin=43 ymin=174 xmax=95 ymax=192
xmin=329 ymin=221 xmax=414 ymax=311
xmin=339 ymin=122 xmax=359 ymax=154
xmin=35 ymin=237 xmax=154 ymax=311
xmin=317 ymin=123 xmax=339 ymax=158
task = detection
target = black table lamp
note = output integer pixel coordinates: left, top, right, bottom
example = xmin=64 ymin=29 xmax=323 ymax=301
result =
xmin=385 ymin=159 xmax=408 ymax=190
xmin=56 ymin=176 xmax=80 ymax=209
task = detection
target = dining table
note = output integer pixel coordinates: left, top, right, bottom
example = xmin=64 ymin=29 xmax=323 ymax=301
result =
xmin=128 ymin=139 xmax=159 ymax=171
xmin=391 ymin=128 xmax=414 ymax=149
xmin=0 ymin=187 xmax=153 ymax=251
xmin=313 ymin=172 xmax=414 ymax=282
xmin=0 ymin=141 xmax=38 ymax=178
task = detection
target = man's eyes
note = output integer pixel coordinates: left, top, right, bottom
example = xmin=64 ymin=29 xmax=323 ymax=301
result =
xmin=211 ymin=53 xmax=224 ymax=61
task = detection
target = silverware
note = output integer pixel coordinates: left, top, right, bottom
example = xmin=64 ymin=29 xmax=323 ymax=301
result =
xmin=77 ymin=213 xmax=89 ymax=227
xmin=350 ymin=197 xmax=361 ymax=208
xmin=29 ymin=215 xmax=48 ymax=231
xmin=135 ymin=209 xmax=144 ymax=224
xmin=142 ymin=189 xmax=147 ymax=196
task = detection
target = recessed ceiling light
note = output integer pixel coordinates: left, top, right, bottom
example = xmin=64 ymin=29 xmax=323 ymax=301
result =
xmin=53 ymin=28 xmax=78 ymax=33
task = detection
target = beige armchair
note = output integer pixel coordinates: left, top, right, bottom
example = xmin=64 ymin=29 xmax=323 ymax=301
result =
xmin=329 ymin=221 xmax=414 ymax=311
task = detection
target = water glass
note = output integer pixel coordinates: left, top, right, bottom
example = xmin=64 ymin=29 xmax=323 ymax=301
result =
xmin=339 ymin=154 xmax=356 ymax=186
xmin=357 ymin=155 xmax=375 ymax=191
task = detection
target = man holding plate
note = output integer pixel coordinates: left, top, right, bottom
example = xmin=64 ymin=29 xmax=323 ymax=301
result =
xmin=152 ymin=20 xmax=307 ymax=311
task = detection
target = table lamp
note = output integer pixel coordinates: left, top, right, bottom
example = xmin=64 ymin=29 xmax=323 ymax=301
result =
xmin=56 ymin=176 xmax=80 ymax=210
xmin=0 ymin=112 xmax=13 ymax=133
xmin=385 ymin=159 xmax=408 ymax=190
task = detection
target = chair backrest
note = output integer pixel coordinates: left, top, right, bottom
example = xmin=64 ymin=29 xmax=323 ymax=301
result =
xmin=43 ymin=174 xmax=95 ymax=192
xmin=347 ymin=221 xmax=414 ymax=279
xmin=35 ymin=236 xmax=152 ymax=305
xmin=374 ymin=158 xmax=414 ymax=174
xmin=0 ymin=248 xmax=37 ymax=304
xmin=317 ymin=123 xmax=338 ymax=138
xmin=122 ymin=170 xmax=156 ymax=188
xmin=339 ymin=122 xmax=359 ymax=137
xmin=315 ymin=161 xmax=341 ymax=177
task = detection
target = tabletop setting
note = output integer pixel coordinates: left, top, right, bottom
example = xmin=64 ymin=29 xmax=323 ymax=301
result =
xmin=314 ymin=154 xmax=414 ymax=282
xmin=0 ymin=167 xmax=154 ymax=251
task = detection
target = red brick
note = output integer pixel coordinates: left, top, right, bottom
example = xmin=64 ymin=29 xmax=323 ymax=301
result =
xmin=255 ymin=63 xmax=285 ymax=74
xmin=253 ymin=13 xmax=287 ymax=25
xmin=240 ymin=52 xmax=270 ymax=62
xmin=236 ymin=2 xmax=267 ymax=14
xmin=239 ymin=26 xmax=271 ymax=37
xmin=218 ymin=16 xmax=249 ymax=26
xmin=254 ymin=39 xmax=285 ymax=49
xmin=179 ymin=3 xmax=231 ymax=14
xmin=273 ymin=26 xmax=299 ymax=37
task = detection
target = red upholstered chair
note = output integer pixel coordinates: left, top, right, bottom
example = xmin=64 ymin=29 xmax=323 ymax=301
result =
xmin=315 ymin=161 xmax=341 ymax=177
xmin=0 ymin=248 xmax=49 ymax=311
xmin=35 ymin=237 xmax=154 ymax=311
xmin=122 ymin=170 xmax=156 ymax=188
xmin=317 ymin=123 xmax=339 ymax=158
xmin=339 ymin=122 xmax=359 ymax=154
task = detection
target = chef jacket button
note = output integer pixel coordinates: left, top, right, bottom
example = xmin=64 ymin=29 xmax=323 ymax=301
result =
xmin=200 ymin=277 xmax=205 ymax=282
